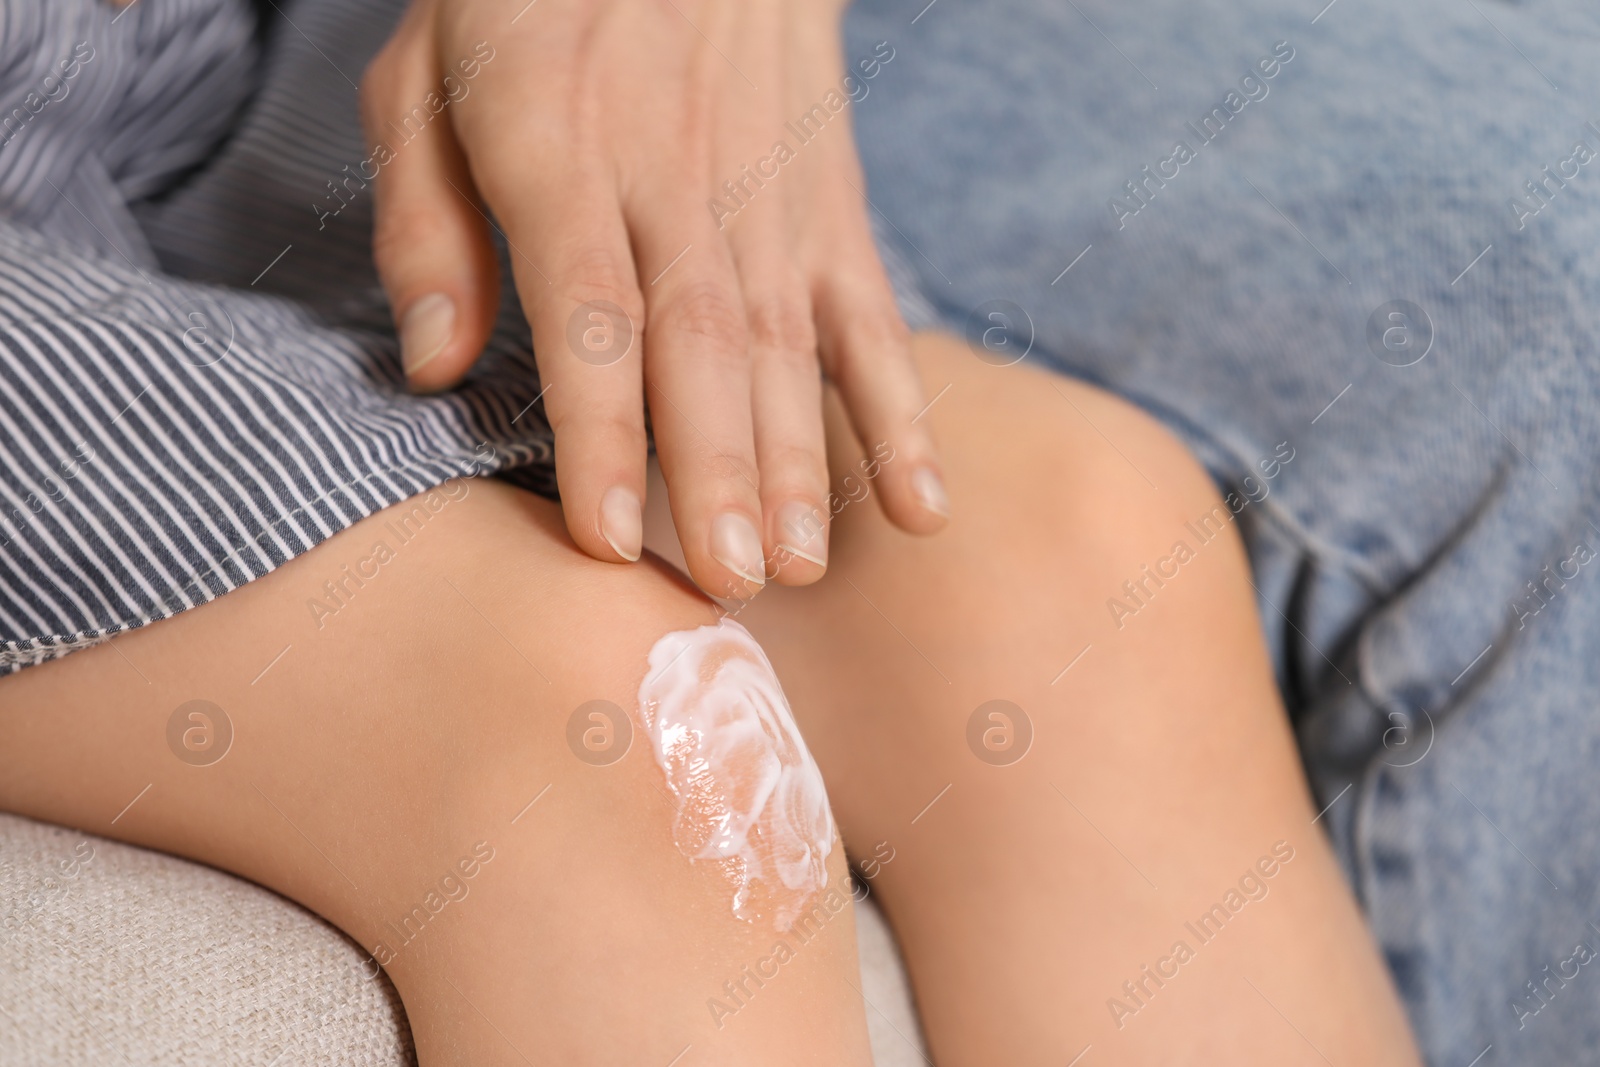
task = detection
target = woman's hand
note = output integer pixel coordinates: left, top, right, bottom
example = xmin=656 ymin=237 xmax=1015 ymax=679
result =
xmin=359 ymin=0 xmax=948 ymax=598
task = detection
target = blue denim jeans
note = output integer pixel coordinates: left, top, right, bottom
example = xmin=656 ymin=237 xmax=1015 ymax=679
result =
xmin=844 ymin=0 xmax=1600 ymax=1059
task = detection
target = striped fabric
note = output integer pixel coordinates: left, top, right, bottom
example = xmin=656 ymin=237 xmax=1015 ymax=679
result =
xmin=0 ymin=0 xmax=558 ymax=673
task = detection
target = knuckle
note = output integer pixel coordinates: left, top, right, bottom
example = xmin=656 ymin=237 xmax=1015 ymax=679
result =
xmin=746 ymin=294 xmax=817 ymax=358
xmin=826 ymin=307 xmax=912 ymax=380
xmin=370 ymin=222 xmax=418 ymax=283
xmin=658 ymin=280 xmax=747 ymax=352
xmin=548 ymin=404 xmax=643 ymax=447
xmin=370 ymin=206 xmax=418 ymax=264
xmin=762 ymin=441 xmax=828 ymax=485
xmin=696 ymin=448 xmax=760 ymax=489
xmin=851 ymin=306 xmax=913 ymax=354
xmin=557 ymin=247 xmax=646 ymax=323
xmin=370 ymin=197 xmax=457 ymax=278
xmin=660 ymin=103 xmax=714 ymax=163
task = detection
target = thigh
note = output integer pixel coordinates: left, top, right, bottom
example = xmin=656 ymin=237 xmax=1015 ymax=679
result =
xmin=0 ymin=478 xmax=871 ymax=1066
xmin=721 ymin=334 xmax=1420 ymax=1065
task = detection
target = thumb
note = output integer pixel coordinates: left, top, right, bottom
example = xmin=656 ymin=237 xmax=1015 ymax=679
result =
xmin=360 ymin=31 xmax=500 ymax=392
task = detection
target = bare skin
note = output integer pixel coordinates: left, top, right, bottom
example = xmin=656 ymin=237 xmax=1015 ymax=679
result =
xmin=723 ymin=336 xmax=1421 ymax=1064
xmin=0 ymin=476 xmax=870 ymax=1065
xmin=362 ymin=0 xmax=948 ymax=586
xmin=0 ymin=334 xmax=1421 ymax=1065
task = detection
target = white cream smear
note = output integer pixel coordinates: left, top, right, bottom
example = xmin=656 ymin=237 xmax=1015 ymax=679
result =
xmin=636 ymin=617 xmax=834 ymax=932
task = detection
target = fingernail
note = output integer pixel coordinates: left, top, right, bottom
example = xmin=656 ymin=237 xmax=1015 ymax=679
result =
xmin=912 ymin=466 xmax=951 ymax=519
xmin=400 ymin=293 xmax=455 ymax=376
xmin=599 ymin=486 xmax=642 ymax=562
xmin=776 ymin=500 xmax=827 ymax=568
xmin=710 ymin=512 xmax=766 ymax=586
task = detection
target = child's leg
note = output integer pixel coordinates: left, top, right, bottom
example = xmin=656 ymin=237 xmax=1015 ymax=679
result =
xmin=734 ymin=333 xmax=1422 ymax=1066
xmin=0 ymin=480 xmax=871 ymax=1066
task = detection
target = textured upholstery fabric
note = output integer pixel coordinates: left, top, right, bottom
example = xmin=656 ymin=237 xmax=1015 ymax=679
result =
xmin=0 ymin=813 xmax=927 ymax=1065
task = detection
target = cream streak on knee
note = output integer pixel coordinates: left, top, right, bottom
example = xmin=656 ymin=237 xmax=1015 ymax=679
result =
xmin=636 ymin=618 xmax=834 ymax=932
